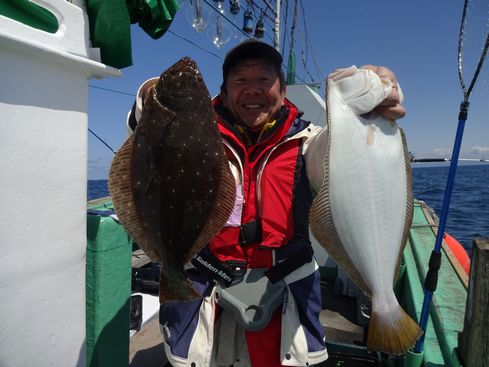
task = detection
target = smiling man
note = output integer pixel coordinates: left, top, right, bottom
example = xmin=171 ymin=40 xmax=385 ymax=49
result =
xmin=128 ymin=39 xmax=405 ymax=367
xmin=220 ymin=42 xmax=285 ymax=132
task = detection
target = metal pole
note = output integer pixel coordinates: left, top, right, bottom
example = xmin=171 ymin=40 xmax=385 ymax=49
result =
xmin=274 ymin=0 xmax=281 ymax=51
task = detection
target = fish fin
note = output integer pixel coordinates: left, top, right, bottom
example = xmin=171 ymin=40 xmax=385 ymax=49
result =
xmin=184 ymin=151 xmax=237 ymax=263
xmin=159 ymin=266 xmax=202 ymax=302
xmin=394 ymin=127 xmax=414 ymax=284
xmin=108 ymin=134 xmax=161 ymax=261
xmin=367 ymin=302 xmax=422 ymax=355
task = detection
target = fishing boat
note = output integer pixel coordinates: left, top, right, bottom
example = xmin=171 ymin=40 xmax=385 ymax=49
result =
xmin=87 ymin=194 xmax=471 ymax=367
xmin=1 ymin=1 xmax=486 ymax=367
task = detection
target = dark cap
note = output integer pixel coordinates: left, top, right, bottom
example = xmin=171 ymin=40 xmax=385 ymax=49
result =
xmin=222 ymin=40 xmax=283 ymax=83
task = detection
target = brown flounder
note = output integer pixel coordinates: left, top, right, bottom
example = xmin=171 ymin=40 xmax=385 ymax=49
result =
xmin=309 ymin=68 xmax=421 ymax=355
xmin=109 ymin=57 xmax=236 ymax=302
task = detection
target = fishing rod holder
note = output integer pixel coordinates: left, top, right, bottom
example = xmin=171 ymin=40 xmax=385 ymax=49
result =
xmin=424 ymin=250 xmax=442 ymax=292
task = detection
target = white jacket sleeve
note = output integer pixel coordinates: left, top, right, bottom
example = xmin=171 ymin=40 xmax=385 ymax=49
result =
xmin=303 ymin=66 xmax=398 ymax=192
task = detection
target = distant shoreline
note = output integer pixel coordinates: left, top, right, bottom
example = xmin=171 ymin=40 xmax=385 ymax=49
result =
xmin=87 ymin=162 xmax=489 ymax=181
xmin=411 ymin=162 xmax=489 ymax=169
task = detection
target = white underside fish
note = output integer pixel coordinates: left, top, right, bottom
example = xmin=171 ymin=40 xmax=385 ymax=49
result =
xmin=310 ymin=67 xmax=422 ymax=355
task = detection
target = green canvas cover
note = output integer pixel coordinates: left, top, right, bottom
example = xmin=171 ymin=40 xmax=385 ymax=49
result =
xmin=86 ymin=0 xmax=180 ymax=69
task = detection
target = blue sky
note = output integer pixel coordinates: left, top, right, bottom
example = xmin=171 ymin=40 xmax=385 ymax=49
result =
xmin=88 ymin=0 xmax=489 ymax=179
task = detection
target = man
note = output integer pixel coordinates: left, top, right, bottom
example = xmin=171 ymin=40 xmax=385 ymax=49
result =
xmin=128 ymin=40 xmax=405 ymax=367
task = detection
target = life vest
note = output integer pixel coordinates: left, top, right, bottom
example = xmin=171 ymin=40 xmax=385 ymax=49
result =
xmin=208 ymin=97 xmax=314 ymax=272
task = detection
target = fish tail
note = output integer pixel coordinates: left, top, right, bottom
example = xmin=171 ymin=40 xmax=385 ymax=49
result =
xmin=158 ymin=266 xmax=201 ymax=303
xmin=367 ymin=302 xmax=422 ymax=355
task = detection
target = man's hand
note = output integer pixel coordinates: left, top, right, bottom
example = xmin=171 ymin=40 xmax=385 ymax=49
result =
xmin=361 ymin=65 xmax=406 ymax=121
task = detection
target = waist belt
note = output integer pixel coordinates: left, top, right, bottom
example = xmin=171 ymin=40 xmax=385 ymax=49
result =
xmin=192 ymin=242 xmax=313 ymax=287
xmin=191 ymin=247 xmax=247 ymax=287
xmin=265 ymin=244 xmax=314 ymax=283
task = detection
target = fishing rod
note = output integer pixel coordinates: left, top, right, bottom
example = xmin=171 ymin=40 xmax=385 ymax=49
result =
xmin=88 ymin=128 xmax=117 ymax=154
xmin=414 ymin=0 xmax=489 ymax=354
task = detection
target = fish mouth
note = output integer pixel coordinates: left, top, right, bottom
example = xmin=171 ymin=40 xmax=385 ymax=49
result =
xmin=154 ymin=57 xmax=208 ymax=110
xmin=175 ymin=57 xmax=198 ymax=69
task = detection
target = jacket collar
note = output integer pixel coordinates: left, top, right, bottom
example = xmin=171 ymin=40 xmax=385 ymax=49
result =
xmin=212 ymin=95 xmax=306 ymax=145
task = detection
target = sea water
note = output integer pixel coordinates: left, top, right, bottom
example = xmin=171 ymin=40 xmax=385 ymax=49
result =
xmin=87 ymin=164 xmax=489 ymax=254
xmin=411 ymin=164 xmax=489 ymax=254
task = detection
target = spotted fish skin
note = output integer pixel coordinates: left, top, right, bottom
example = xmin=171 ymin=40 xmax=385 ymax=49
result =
xmin=309 ymin=67 xmax=421 ymax=355
xmin=109 ymin=58 xmax=236 ymax=302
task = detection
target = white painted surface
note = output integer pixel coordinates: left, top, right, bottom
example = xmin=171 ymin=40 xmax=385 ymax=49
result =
xmin=0 ymin=0 xmax=93 ymax=59
xmin=286 ymin=84 xmax=326 ymax=127
xmin=0 ymin=1 xmax=119 ymax=365
xmin=130 ymin=294 xmax=160 ymax=338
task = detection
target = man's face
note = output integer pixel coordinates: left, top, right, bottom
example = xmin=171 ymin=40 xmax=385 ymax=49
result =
xmin=221 ymin=59 xmax=285 ymax=131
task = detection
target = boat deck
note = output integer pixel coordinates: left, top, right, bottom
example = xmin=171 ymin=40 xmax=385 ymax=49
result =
xmin=130 ymin=315 xmax=166 ymax=367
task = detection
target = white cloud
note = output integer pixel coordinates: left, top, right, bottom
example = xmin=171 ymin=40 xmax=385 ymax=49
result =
xmin=431 ymin=147 xmax=451 ymax=158
xmin=468 ymin=146 xmax=489 ymax=157
xmin=409 ymin=146 xmax=489 ymax=160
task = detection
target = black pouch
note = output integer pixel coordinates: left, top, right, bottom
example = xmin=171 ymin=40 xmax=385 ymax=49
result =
xmin=132 ymin=263 xmax=160 ymax=294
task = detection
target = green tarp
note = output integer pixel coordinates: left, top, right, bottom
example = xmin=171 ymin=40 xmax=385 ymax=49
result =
xmin=86 ymin=0 xmax=180 ymax=69
xmin=127 ymin=0 xmax=180 ymax=39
